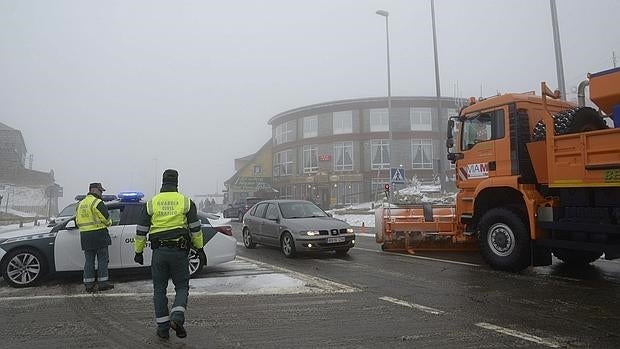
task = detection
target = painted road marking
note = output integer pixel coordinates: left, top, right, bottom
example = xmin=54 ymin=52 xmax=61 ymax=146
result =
xmin=379 ymin=296 xmax=445 ymax=315
xmin=475 ymin=322 xmax=561 ymax=348
xmin=354 ymin=246 xmax=481 ymax=267
xmin=238 ymin=256 xmax=358 ymax=293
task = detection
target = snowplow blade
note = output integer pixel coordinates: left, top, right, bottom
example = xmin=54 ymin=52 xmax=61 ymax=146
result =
xmin=376 ymin=205 xmax=478 ymax=253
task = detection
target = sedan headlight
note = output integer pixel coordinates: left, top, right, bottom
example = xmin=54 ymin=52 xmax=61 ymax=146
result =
xmin=303 ymin=230 xmax=321 ymax=236
xmin=346 ymin=228 xmax=354 ymax=233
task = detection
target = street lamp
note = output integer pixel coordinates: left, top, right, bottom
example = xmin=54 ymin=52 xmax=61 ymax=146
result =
xmin=376 ymin=9 xmax=392 ymax=167
xmin=549 ymin=0 xmax=566 ymax=100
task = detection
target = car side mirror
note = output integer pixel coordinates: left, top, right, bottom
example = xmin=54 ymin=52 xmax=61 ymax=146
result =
xmin=446 ymin=138 xmax=454 ymax=148
xmin=447 ymin=152 xmax=464 ymax=162
xmin=65 ymin=220 xmax=78 ymax=230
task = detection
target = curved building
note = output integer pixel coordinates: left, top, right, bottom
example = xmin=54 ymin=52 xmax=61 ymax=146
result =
xmin=268 ymin=96 xmax=465 ymax=208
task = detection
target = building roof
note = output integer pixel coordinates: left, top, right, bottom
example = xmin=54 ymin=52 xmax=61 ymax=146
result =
xmin=268 ymin=96 xmax=466 ymax=125
xmin=0 ymin=122 xmax=17 ymax=131
xmin=224 ymin=139 xmax=272 ymax=186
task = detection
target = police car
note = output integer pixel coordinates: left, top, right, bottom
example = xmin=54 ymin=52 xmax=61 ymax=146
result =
xmin=0 ymin=192 xmax=237 ymax=288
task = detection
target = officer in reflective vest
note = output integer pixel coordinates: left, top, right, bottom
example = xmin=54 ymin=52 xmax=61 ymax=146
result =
xmin=75 ymin=182 xmax=113 ymax=292
xmin=134 ymin=169 xmax=203 ymax=340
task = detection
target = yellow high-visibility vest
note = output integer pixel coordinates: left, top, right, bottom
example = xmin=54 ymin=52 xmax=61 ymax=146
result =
xmin=76 ymin=195 xmax=111 ymax=232
xmin=147 ymin=192 xmax=190 ymax=236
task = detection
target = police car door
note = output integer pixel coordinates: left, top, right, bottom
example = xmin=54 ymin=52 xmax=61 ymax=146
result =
xmin=105 ymin=204 xmax=124 ymax=268
xmin=120 ymin=203 xmax=153 ymax=268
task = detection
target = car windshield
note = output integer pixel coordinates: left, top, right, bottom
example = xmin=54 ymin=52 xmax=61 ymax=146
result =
xmin=58 ymin=203 xmax=77 ymax=217
xmin=279 ymin=202 xmax=327 ymax=219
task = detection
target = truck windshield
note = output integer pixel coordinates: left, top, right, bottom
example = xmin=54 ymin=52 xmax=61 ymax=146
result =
xmin=461 ymin=109 xmax=505 ymax=150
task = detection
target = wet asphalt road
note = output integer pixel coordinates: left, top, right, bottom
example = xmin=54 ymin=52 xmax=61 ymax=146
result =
xmin=0 ymin=222 xmax=619 ymax=348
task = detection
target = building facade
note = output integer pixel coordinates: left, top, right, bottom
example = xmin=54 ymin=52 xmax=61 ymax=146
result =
xmin=267 ymin=96 xmax=465 ymax=208
xmin=0 ymin=122 xmax=60 ymax=217
xmin=224 ymin=140 xmax=274 ymax=204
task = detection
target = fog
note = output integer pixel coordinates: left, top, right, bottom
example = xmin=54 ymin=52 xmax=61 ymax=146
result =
xmin=1 ymin=0 xmax=619 ymax=207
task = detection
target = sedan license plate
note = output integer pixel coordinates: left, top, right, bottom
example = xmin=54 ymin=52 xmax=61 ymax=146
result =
xmin=327 ymin=237 xmax=345 ymax=244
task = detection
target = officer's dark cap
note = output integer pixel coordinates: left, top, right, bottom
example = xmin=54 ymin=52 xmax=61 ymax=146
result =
xmin=162 ymin=169 xmax=179 ymax=185
xmin=89 ymin=182 xmax=106 ymax=192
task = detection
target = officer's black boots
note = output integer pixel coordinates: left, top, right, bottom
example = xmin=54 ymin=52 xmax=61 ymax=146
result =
xmin=170 ymin=320 xmax=187 ymax=338
xmin=98 ymin=283 xmax=114 ymax=291
xmin=156 ymin=328 xmax=169 ymax=340
xmin=85 ymin=284 xmax=96 ymax=292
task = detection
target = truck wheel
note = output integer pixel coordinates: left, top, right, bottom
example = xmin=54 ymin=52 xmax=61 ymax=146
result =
xmin=553 ymin=249 xmax=602 ymax=266
xmin=479 ymin=208 xmax=531 ymax=272
xmin=532 ymin=107 xmax=606 ymax=141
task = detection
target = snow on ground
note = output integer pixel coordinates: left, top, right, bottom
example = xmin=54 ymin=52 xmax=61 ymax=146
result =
xmin=0 ymin=258 xmax=356 ymax=300
xmin=332 ymin=214 xmax=375 ymax=228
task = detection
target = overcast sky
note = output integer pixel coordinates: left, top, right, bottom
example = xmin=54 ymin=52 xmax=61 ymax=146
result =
xmin=1 ymin=0 xmax=619 ymax=207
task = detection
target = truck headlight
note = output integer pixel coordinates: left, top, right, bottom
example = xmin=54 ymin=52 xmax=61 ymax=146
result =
xmin=346 ymin=228 xmax=354 ymax=233
xmin=304 ymin=230 xmax=321 ymax=236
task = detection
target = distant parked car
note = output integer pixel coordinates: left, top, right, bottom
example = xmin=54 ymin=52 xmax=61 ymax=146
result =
xmin=223 ymin=197 xmax=263 ymax=221
xmin=242 ymin=200 xmax=355 ymax=257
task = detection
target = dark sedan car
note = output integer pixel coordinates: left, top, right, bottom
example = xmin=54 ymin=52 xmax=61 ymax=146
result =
xmin=223 ymin=197 xmax=263 ymax=221
xmin=241 ymin=200 xmax=355 ymax=257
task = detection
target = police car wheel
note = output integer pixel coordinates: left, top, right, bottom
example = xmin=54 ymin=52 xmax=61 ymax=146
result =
xmin=2 ymin=248 xmax=47 ymax=288
xmin=188 ymin=249 xmax=205 ymax=277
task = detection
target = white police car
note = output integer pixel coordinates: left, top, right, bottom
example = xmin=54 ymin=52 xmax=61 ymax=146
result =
xmin=0 ymin=192 xmax=237 ymax=288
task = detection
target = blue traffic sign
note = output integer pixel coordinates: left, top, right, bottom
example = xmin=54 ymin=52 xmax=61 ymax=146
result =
xmin=390 ymin=168 xmax=405 ymax=184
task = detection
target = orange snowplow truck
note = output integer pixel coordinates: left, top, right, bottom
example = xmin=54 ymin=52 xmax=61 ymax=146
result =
xmin=376 ymin=67 xmax=620 ymax=272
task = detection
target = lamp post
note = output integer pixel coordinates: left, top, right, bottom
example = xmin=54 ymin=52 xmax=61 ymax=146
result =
xmin=376 ymin=9 xmax=393 ymax=216
xmin=376 ymin=10 xmax=392 ymax=167
xmin=549 ymin=0 xmax=566 ymax=100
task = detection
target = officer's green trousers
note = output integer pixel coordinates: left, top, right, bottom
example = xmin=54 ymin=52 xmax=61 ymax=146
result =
xmin=151 ymin=246 xmax=190 ymax=330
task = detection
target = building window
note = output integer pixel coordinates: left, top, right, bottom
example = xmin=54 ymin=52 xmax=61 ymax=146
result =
xmin=303 ymin=115 xmax=318 ymax=138
xmin=333 ymin=141 xmax=353 ymax=171
xmin=274 ymin=149 xmax=294 ymax=176
xmin=253 ymin=165 xmax=262 ymax=175
xmin=370 ymin=108 xmax=389 ymax=132
xmin=412 ymin=139 xmax=433 ymax=169
xmin=333 ymin=182 xmax=360 ymax=205
xmin=410 ymin=107 xmax=432 ymax=131
xmin=370 ymin=139 xmax=390 ymax=170
xmin=274 ymin=120 xmax=296 ymax=145
xmin=303 ymin=144 xmax=318 ymax=173
xmin=333 ymin=111 xmax=353 ymax=134
xmin=446 ymin=108 xmax=458 ymax=118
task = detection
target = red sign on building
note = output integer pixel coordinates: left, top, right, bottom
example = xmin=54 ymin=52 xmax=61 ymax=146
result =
xmin=319 ymin=154 xmax=331 ymax=161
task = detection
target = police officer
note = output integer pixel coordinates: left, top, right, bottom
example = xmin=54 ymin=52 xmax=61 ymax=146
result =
xmin=75 ymin=182 xmax=114 ymax=292
xmin=134 ymin=169 xmax=203 ymax=340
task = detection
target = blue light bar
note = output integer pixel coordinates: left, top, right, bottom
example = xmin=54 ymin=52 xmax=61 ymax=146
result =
xmin=117 ymin=191 xmax=144 ymax=202
xmin=75 ymin=194 xmax=118 ymax=202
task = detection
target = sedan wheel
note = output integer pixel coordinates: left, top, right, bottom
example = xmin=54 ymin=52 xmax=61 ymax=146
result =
xmin=3 ymin=248 xmax=47 ymax=288
xmin=188 ymin=249 xmax=205 ymax=277
xmin=243 ymin=228 xmax=256 ymax=248
xmin=281 ymin=232 xmax=296 ymax=258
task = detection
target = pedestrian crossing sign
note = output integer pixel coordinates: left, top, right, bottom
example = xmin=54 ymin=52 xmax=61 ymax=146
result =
xmin=390 ymin=168 xmax=405 ymax=184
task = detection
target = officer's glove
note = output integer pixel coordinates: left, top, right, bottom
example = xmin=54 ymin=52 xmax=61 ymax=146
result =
xmin=134 ymin=252 xmax=144 ymax=265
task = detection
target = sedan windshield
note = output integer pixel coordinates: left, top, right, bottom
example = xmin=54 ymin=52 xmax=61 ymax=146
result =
xmin=280 ymin=202 xmax=327 ymax=219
